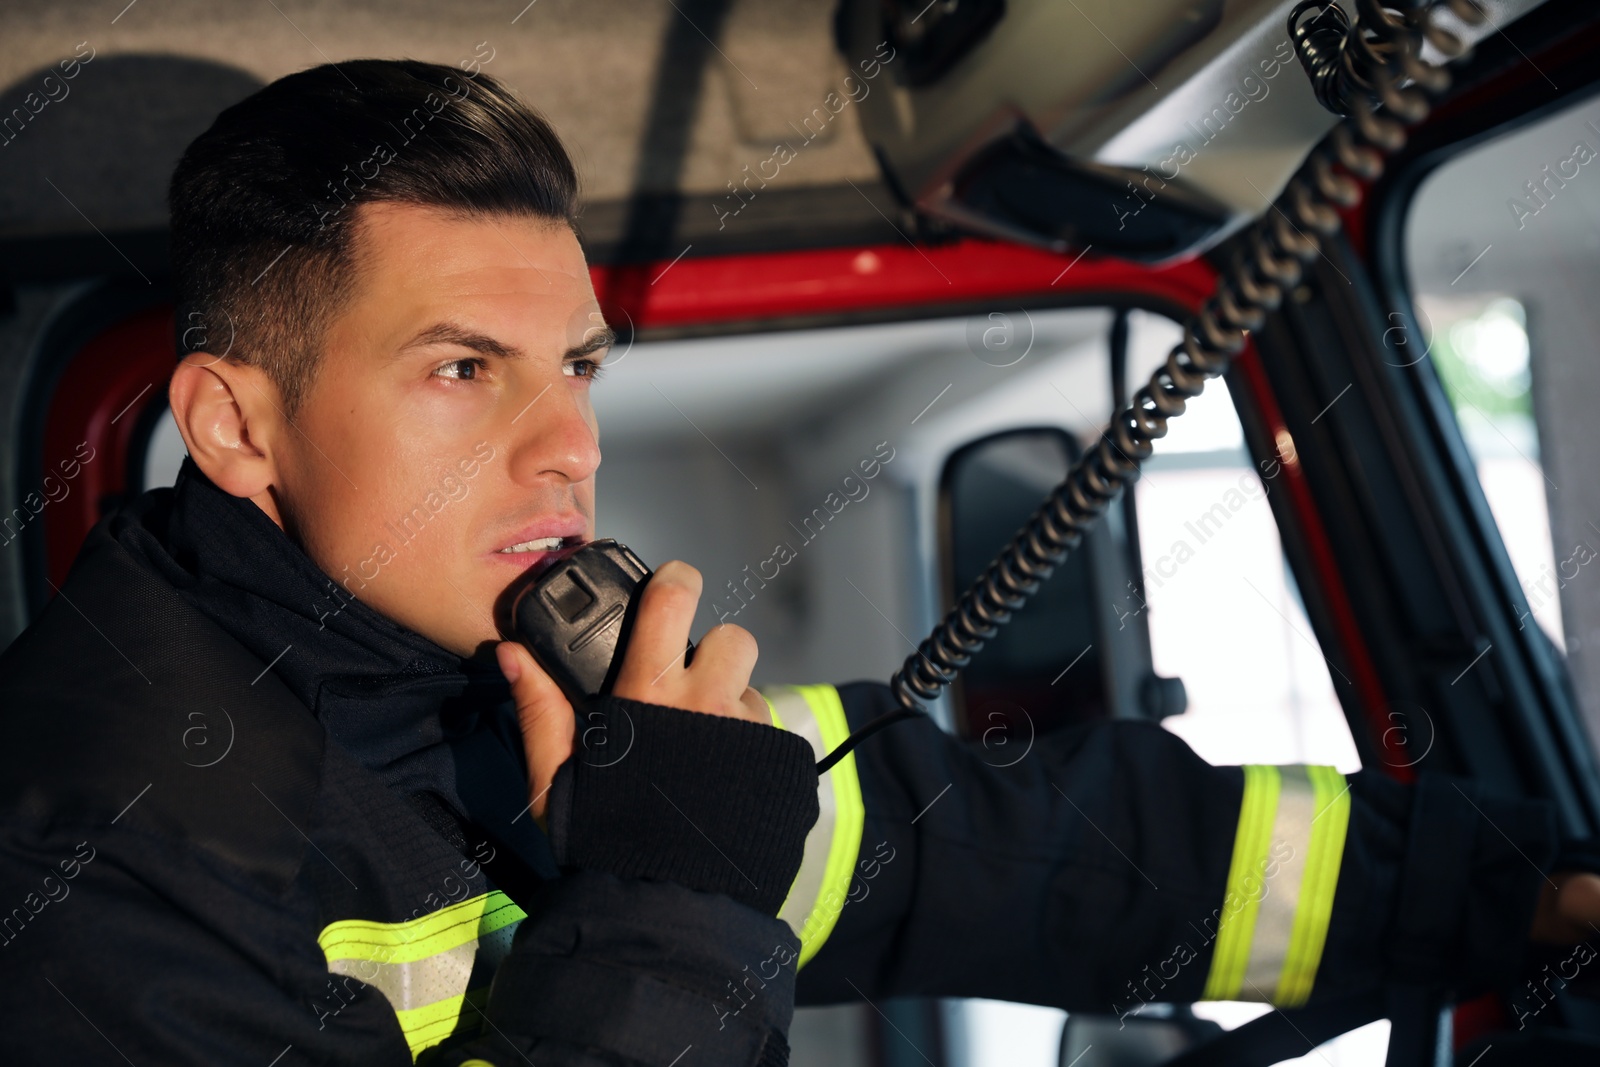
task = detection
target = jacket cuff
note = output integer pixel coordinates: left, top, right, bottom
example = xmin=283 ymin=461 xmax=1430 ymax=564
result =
xmin=454 ymin=871 xmax=799 ymax=1066
xmin=1388 ymin=775 xmax=1557 ymax=997
xmin=545 ymin=694 xmax=820 ymax=915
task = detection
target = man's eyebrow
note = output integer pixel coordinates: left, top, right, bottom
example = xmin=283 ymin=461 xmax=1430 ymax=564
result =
xmin=400 ymin=322 xmax=524 ymax=360
xmin=567 ymin=325 xmax=616 ymax=360
xmin=398 ymin=321 xmax=616 ymax=362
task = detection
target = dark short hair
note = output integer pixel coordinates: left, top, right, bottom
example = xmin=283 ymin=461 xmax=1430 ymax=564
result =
xmin=169 ymin=58 xmax=579 ymax=414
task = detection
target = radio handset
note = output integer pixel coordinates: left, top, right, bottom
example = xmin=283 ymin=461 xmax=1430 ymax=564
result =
xmin=503 ymin=539 xmax=694 ymax=709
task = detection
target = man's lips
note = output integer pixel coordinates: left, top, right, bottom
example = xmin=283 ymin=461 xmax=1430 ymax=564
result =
xmin=486 ymin=516 xmax=588 ymax=559
xmin=499 ymin=535 xmax=565 ymax=553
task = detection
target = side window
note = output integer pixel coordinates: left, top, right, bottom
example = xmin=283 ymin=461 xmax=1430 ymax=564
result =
xmin=1125 ymin=311 xmax=1362 ymax=772
xmin=934 ymin=309 xmax=1363 ymax=775
xmin=1404 ymin=94 xmax=1600 ymax=710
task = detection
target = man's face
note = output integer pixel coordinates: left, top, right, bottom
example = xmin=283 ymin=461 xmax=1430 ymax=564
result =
xmin=270 ymin=202 xmax=606 ymax=658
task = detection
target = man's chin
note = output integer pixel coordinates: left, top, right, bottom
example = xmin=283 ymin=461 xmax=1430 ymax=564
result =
xmin=369 ymin=575 xmax=516 ymax=660
xmin=382 ymin=606 xmax=504 ymax=663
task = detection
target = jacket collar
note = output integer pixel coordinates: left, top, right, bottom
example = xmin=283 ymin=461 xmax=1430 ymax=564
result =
xmin=111 ymin=456 xmax=524 ymax=817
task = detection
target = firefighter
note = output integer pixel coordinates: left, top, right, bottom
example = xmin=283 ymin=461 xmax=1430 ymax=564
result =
xmin=2 ymin=59 xmax=1598 ymax=1066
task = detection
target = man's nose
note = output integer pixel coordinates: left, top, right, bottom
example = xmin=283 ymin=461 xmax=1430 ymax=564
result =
xmin=505 ymin=380 xmax=601 ymax=488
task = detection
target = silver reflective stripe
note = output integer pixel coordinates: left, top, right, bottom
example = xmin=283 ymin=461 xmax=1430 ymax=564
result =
xmin=330 ymin=943 xmax=476 ymax=1011
xmin=766 ymin=686 xmax=835 ymax=941
xmin=327 ymin=919 xmax=522 ymax=1012
xmin=1241 ymin=765 xmax=1314 ymax=995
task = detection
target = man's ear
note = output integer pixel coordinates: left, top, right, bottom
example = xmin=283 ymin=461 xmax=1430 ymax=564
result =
xmin=167 ymin=353 xmax=286 ymax=500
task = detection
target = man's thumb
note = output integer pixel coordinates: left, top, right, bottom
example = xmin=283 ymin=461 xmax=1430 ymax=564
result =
xmin=496 ymin=641 xmax=574 ymax=825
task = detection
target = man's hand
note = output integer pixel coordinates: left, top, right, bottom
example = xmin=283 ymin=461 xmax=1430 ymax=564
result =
xmin=495 ymin=560 xmax=770 ymax=827
xmin=609 ymin=560 xmax=770 ymax=722
xmin=1532 ymin=871 xmax=1600 ymax=944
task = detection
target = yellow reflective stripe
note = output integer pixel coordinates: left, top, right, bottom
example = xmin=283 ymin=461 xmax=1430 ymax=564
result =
xmin=796 ymin=684 xmax=865 ymax=967
xmin=761 ymin=684 xmax=866 ymax=970
xmin=391 ymin=988 xmax=484 ymax=1059
xmin=1275 ymin=766 xmax=1351 ymax=1007
xmin=318 ymin=890 xmax=525 ymax=965
xmin=1202 ymin=764 xmax=1280 ymax=1001
xmin=764 ymin=692 xmax=785 ymax=731
xmin=317 ymin=891 xmax=527 ymax=1061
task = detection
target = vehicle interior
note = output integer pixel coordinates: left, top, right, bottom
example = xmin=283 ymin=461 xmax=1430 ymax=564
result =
xmin=4 ymin=0 xmax=1600 ymax=1063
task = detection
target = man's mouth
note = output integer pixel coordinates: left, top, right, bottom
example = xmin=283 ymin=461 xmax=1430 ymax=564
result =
xmin=488 ymin=516 xmax=588 ymax=561
xmin=497 ymin=536 xmax=568 ymax=554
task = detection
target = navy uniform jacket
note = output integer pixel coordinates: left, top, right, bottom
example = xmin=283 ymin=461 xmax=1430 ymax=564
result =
xmin=0 ymin=461 xmax=1557 ymax=1064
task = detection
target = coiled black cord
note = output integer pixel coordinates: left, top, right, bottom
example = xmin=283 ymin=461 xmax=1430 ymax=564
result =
xmin=817 ymin=0 xmax=1485 ymax=775
xmin=1291 ymin=0 xmax=1377 ymax=116
xmin=1290 ymin=0 xmax=1476 ymax=117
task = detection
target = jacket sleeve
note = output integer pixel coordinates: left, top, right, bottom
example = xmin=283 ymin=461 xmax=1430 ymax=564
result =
xmin=0 ymin=820 xmax=418 ymax=1066
xmin=790 ymin=680 xmax=1558 ymax=1017
xmin=431 ymin=696 xmax=821 ymax=1067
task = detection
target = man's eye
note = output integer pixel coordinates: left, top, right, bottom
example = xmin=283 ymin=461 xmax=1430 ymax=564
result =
xmin=564 ymin=357 xmax=607 ymax=382
xmin=434 ymin=357 xmax=487 ymax=381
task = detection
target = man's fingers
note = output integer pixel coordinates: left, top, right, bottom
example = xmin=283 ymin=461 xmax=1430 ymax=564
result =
xmin=614 ymin=561 xmax=701 ymax=692
xmin=739 ymin=686 xmax=771 ymax=725
xmin=687 ymin=623 xmax=761 ymax=715
xmin=496 ymin=641 xmax=574 ymax=826
xmin=606 ymin=562 xmax=775 ymax=728
xmin=1532 ymin=871 xmax=1600 ymax=943
xmin=1561 ymin=872 xmax=1600 ymax=935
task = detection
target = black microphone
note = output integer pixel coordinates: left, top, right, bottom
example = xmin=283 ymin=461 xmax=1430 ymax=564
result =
xmin=502 ymin=539 xmax=693 ymax=707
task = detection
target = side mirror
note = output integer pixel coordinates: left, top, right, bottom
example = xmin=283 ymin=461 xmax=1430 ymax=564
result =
xmin=1059 ymin=1008 xmax=1221 ymax=1067
xmin=1141 ymin=673 xmax=1188 ymax=720
xmin=938 ymin=426 xmax=1191 ymax=741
